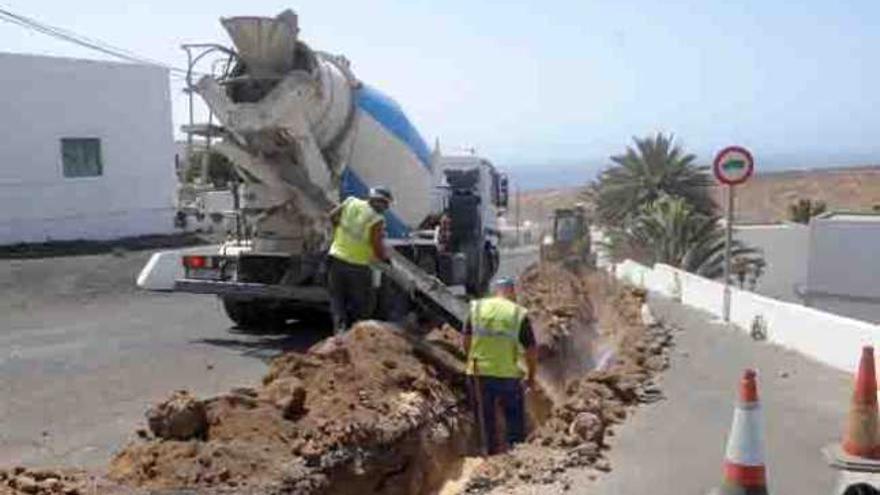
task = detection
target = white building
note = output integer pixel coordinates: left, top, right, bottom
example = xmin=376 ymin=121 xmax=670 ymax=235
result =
xmin=800 ymin=213 xmax=880 ymax=323
xmin=0 ymin=53 xmax=176 ymax=245
xmin=735 ymin=223 xmax=809 ymax=303
xmin=735 ymin=213 xmax=880 ymax=323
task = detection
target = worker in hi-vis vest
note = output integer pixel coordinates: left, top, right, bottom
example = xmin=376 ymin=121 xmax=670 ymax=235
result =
xmin=463 ymin=276 xmax=538 ymax=455
xmin=327 ymin=186 xmax=392 ymax=334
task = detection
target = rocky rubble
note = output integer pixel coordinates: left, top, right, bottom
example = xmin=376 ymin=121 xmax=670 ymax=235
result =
xmin=146 ymin=390 xmax=208 ymax=440
xmin=0 ymin=467 xmax=87 ymax=495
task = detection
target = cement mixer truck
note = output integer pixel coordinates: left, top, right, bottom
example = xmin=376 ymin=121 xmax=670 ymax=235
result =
xmin=151 ymin=10 xmax=507 ymax=328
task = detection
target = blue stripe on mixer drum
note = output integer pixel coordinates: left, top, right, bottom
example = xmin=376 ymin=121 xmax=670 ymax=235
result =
xmin=340 ymin=168 xmax=410 ymax=238
xmin=355 ymin=85 xmax=432 ymax=170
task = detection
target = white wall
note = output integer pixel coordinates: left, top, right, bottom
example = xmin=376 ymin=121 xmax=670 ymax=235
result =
xmin=806 ymin=298 xmax=880 ymax=327
xmin=734 ymin=224 xmax=809 ymax=303
xmin=615 ymin=260 xmax=879 ymax=374
xmin=804 ymin=216 xmax=880 ymax=323
xmin=0 ymin=53 xmax=176 ymax=244
xmin=732 ymin=219 xmax=880 ymax=323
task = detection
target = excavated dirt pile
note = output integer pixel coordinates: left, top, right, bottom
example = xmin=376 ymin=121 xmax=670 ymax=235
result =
xmin=101 ymin=264 xmax=618 ymax=495
xmin=1 ymin=261 xmax=672 ymax=495
xmin=517 ymin=263 xmax=597 ymax=395
xmin=461 ymin=279 xmax=675 ymax=493
xmin=108 ymin=322 xmax=472 ymax=495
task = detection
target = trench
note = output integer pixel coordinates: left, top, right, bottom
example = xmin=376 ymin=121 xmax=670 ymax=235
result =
xmin=430 ymin=382 xmax=557 ymax=495
xmin=97 ymin=265 xmax=652 ymax=495
xmin=310 ymin=374 xmax=560 ymax=495
xmin=321 ymin=318 xmax=600 ymax=493
xmin=303 ymin=263 xmax=606 ymax=495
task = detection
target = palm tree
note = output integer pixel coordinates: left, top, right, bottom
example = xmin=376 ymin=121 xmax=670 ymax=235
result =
xmin=609 ymin=195 xmax=763 ymax=279
xmin=594 ymin=133 xmax=715 ymax=226
xmin=788 ymin=198 xmax=827 ymax=224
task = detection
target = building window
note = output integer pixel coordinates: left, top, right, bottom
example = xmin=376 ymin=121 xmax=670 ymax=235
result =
xmin=61 ymin=138 xmax=103 ymax=178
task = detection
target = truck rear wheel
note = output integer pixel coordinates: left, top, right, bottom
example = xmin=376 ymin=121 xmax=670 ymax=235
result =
xmin=465 ymin=246 xmax=496 ymax=297
xmin=222 ymin=298 xmax=262 ymax=328
xmin=221 ymin=298 xmax=286 ymax=330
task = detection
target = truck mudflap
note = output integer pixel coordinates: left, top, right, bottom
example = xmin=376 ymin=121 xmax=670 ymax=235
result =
xmin=376 ymin=249 xmax=469 ymax=330
xmin=173 ymin=279 xmax=329 ymax=303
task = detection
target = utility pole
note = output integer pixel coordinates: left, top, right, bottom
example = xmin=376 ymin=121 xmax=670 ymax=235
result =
xmin=184 ymin=47 xmax=195 ymax=181
xmin=723 ymin=185 xmax=734 ymax=322
xmin=515 ymin=185 xmax=521 ymax=246
xmin=713 ymin=146 xmax=755 ymax=323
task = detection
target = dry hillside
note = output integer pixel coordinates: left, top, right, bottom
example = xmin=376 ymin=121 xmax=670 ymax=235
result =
xmin=506 ymin=188 xmax=581 ymax=226
xmin=510 ymin=165 xmax=880 ymax=226
xmin=712 ymin=165 xmax=880 ymax=223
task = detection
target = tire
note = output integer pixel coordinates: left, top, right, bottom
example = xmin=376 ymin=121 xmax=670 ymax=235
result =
xmin=465 ymin=256 xmax=484 ymax=297
xmin=221 ymin=298 xmax=286 ymax=330
xmin=378 ymin=272 xmax=411 ymax=323
xmin=843 ymin=484 xmax=880 ymax=495
xmin=290 ymin=307 xmax=332 ymax=327
xmin=465 ymin=246 xmax=494 ymax=297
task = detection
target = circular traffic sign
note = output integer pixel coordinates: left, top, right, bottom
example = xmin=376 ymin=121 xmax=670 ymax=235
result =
xmin=713 ymin=146 xmax=754 ymax=186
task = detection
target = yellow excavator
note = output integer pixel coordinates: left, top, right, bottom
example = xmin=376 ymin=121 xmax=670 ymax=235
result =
xmin=540 ymin=204 xmax=592 ymax=266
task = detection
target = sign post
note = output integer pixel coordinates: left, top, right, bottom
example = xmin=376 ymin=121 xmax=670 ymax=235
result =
xmin=713 ymin=146 xmax=755 ymax=322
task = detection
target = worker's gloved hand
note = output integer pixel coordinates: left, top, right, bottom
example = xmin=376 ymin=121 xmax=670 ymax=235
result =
xmin=522 ymin=375 xmax=536 ymax=392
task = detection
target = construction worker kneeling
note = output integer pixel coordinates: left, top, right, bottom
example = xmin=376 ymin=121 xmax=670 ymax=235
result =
xmin=463 ymin=277 xmax=538 ymax=455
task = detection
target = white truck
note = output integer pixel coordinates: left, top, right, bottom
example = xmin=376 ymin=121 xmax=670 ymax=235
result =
xmin=149 ymin=10 xmax=508 ymax=328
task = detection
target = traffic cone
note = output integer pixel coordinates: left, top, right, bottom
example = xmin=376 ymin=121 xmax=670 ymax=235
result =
xmin=823 ymin=346 xmax=880 ymax=470
xmin=843 ymin=346 xmax=879 ymax=459
xmin=719 ymin=369 xmax=769 ymax=495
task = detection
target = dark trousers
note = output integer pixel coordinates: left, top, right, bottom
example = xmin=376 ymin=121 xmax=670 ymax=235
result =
xmin=472 ymin=376 xmax=525 ymax=455
xmin=327 ymin=256 xmax=374 ymax=333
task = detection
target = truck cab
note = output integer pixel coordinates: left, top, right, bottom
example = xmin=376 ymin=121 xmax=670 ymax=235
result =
xmin=434 ymin=153 xmax=507 ymax=294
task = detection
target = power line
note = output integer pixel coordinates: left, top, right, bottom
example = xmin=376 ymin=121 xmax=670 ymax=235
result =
xmin=0 ymin=6 xmax=185 ymax=72
xmin=0 ymin=5 xmax=190 ymax=76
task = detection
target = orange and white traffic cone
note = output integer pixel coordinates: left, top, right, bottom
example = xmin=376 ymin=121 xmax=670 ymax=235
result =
xmin=823 ymin=346 xmax=880 ymax=472
xmin=719 ymin=369 xmax=769 ymax=495
xmin=844 ymin=346 xmax=879 ymax=460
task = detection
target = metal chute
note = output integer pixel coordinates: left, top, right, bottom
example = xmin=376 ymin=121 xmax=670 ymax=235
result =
xmin=220 ymin=9 xmax=300 ymax=78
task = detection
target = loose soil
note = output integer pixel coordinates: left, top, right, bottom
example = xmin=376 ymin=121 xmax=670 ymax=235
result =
xmin=1 ymin=261 xmax=675 ymax=495
xmin=517 ymin=263 xmax=597 ymax=397
xmin=109 ymin=322 xmax=471 ymax=495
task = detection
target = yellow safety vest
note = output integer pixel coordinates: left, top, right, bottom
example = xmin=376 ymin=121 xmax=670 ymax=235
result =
xmin=329 ymin=197 xmax=383 ymax=266
xmin=466 ymin=296 xmax=527 ymax=379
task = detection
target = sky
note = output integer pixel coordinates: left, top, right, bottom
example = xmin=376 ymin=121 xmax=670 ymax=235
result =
xmin=2 ymin=0 xmax=880 ymax=186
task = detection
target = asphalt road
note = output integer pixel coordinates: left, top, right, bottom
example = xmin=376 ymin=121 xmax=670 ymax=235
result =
xmin=577 ymin=296 xmax=853 ymax=495
xmin=0 ymin=246 xmax=539 ymax=468
xmin=495 ymin=246 xmax=539 ymax=280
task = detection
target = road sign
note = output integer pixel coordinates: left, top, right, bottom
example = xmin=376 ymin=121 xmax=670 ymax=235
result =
xmin=713 ymin=146 xmax=754 ymax=186
xmin=713 ymin=145 xmax=755 ymax=323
